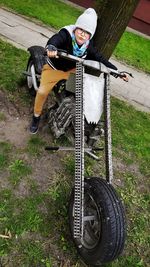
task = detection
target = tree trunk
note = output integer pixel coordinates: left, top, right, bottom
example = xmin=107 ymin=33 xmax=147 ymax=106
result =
xmin=94 ymin=0 xmax=140 ymax=59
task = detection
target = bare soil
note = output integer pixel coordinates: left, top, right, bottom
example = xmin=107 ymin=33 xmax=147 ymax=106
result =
xmin=1 ymin=86 xmax=144 ymax=202
xmin=0 ymin=88 xmax=66 ymax=186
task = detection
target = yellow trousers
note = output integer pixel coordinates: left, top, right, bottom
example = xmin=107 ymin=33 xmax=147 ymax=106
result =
xmin=34 ymin=64 xmax=75 ymax=116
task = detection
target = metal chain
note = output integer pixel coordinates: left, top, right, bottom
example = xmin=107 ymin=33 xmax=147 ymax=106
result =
xmin=74 ymin=62 xmax=84 ymax=240
xmin=104 ymin=73 xmax=113 ymax=183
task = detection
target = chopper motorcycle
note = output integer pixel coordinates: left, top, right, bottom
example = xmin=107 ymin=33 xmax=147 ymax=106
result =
xmin=24 ymin=45 xmax=131 ymax=266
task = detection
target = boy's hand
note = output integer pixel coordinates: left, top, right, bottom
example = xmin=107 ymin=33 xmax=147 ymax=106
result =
xmin=47 ymin=50 xmax=58 ymax=58
xmin=121 ymin=73 xmax=129 ymax=82
xmin=46 ymin=44 xmax=59 ymax=58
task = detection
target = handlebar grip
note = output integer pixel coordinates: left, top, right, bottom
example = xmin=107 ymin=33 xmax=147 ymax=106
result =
xmin=45 ymin=146 xmax=59 ymax=151
xmin=44 ymin=48 xmax=67 ymax=57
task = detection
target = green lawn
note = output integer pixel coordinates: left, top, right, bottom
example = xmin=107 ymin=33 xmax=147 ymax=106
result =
xmin=0 ymin=40 xmax=28 ymax=92
xmin=0 ymin=0 xmax=81 ymax=29
xmin=1 ymin=0 xmax=150 ymax=73
xmin=0 ymin=39 xmax=150 ymax=266
xmin=114 ymin=31 xmax=150 ymax=73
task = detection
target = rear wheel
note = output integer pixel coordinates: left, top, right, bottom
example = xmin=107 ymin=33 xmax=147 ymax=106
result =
xmin=26 ymin=57 xmax=40 ymax=95
xmin=69 ymin=177 xmax=126 ymax=266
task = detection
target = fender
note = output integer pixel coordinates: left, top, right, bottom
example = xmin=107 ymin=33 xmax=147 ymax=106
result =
xmin=27 ymin=45 xmax=46 ymax=74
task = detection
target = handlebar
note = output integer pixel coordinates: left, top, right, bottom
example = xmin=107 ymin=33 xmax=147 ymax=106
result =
xmin=110 ymin=69 xmax=134 ymax=79
xmin=45 ymin=48 xmax=133 ymax=79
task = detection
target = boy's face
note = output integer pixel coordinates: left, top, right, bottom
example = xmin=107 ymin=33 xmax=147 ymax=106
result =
xmin=74 ymin=28 xmax=91 ymax=45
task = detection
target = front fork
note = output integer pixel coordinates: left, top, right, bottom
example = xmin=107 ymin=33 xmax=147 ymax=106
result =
xmin=73 ymin=67 xmax=113 ymax=244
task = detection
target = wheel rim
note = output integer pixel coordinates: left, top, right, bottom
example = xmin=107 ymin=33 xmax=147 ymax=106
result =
xmin=27 ymin=61 xmax=33 ymax=89
xmin=82 ymin=192 xmax=102 ymax=249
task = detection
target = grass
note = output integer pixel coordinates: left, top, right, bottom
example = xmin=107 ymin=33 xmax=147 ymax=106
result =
xmin=0 ymin=0 xmax=81 ymax=29
xmin=0 ymin=27 xmax=150 ymax=267
xmin=8 ymin=159 xmax=32 ymax=186
xmin=114 ymin=31 xmax=150 ymax=73
xmin=1 ymin=0 xmax=150 ymax=72
xmin=0 ymin=39 xmax=28 ymax=92
xmin=0 ymin=112 xmax=6 ymax=121
xmin=0 ymin=187 xmax=51 ymax=265
xmin=0 ymin=141 xmax=12 ymax=169
xmin=27 ymin=136 xmax=47 ymax=156
xmin=0 ymin=166 xmax=75 ymax=266
xmin=111 ymin=97 xmax=150 ymax=177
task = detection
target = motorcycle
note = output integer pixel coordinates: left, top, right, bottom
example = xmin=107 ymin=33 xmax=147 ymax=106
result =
xmin=24 ymin=45 xmax=131 ymax=266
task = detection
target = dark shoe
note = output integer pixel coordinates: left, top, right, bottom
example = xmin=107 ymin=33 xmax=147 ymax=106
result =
xmin=30 ymin=115 xmax=40 ymax=134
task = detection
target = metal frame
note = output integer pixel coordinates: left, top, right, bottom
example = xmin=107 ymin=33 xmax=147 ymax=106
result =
xmin=24 ymin=50 xmax=124 ymax=244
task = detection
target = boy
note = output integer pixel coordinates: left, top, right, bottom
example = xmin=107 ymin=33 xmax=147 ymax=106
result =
xmin=30 ymin=8 xmax=122 ymax=134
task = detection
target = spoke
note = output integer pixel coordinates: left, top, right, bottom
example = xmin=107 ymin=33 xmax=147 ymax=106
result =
xmin=81 ymin=192 xmax=101 ymax=249
xmin=83 ymin=215 xmax=97 ymax=222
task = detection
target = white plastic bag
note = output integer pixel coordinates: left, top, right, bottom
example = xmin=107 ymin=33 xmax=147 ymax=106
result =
xmin=83 ymin=73 xmax=104 ymax=124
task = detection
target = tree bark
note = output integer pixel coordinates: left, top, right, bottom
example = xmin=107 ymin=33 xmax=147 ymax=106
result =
xmin=94 ymin=0 xmax=140 ymax=59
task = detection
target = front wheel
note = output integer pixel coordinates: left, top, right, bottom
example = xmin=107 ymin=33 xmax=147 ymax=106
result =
xmin=69 ymin=177 xmax=126 ymax=266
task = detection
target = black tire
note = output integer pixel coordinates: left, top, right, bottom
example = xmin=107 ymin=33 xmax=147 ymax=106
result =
xmin=69 ymin=177 xmax=126 ymax=266
xmin=26 ymin=57 xmax=39 ymax=95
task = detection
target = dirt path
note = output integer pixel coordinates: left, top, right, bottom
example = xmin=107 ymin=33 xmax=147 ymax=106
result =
xmin=0 ymin=88 xmax=65 ymax=186
xmin=0 ymin=90 xmax=30 ymax=147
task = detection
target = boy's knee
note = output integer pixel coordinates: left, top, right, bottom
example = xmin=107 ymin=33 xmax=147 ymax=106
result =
xmin=38 ymin=86 xmax=48 ymax=96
